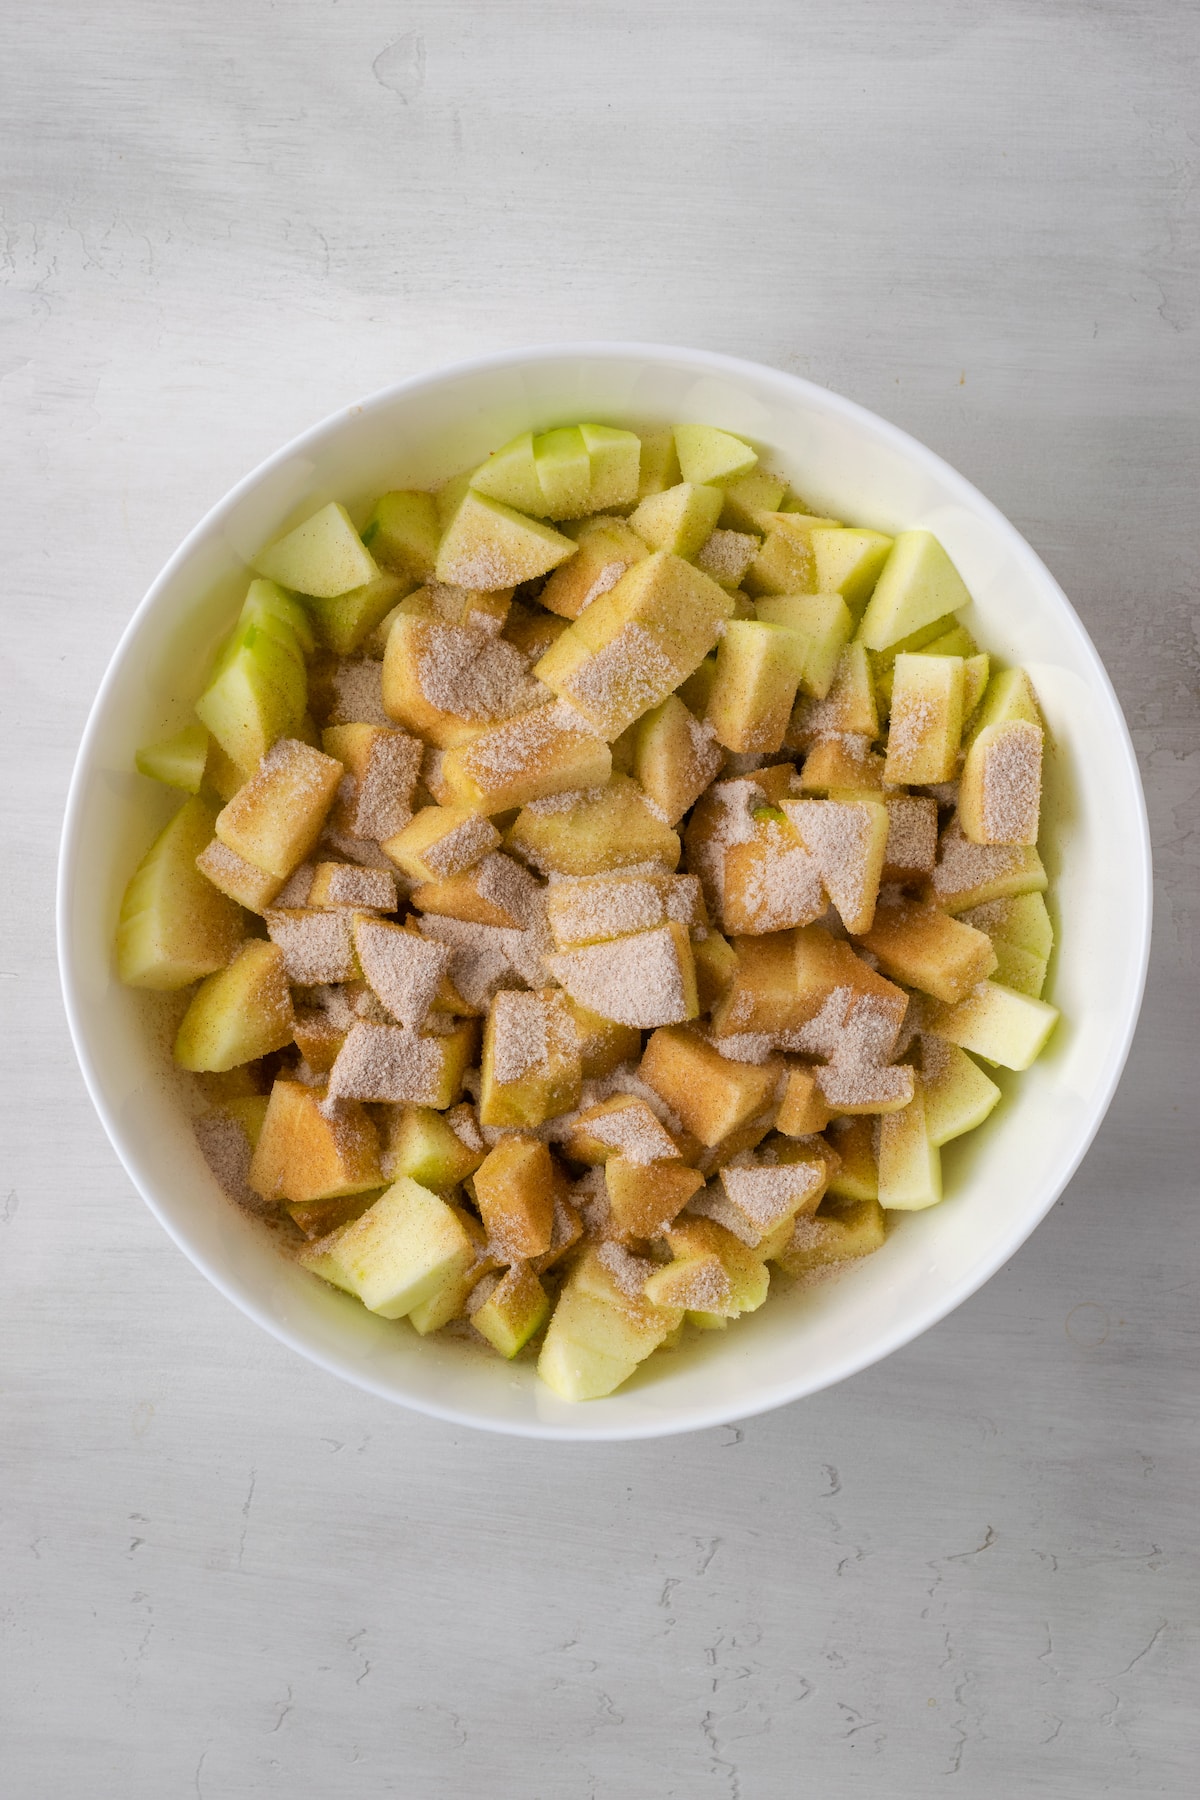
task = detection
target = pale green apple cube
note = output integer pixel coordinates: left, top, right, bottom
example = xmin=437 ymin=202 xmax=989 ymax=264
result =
xmin=320 ymin=1178 xmax=477 ymax=1320
xmin=919 ymin=1036 xmax=1002 ymax=1146
xmin=878 ymin=1085 xmax=942 ymax=1210
xmin=928 ymin=980 xmax=1059 ymax=1071
xmin=579 ymin=423 xmax=640 ymax=511
xmin=469 ymin=431 xmax=546 ymax=516
xmin=362 ymin=489 xmax=442 ymax=581
xmin=254 ymin=501 xmax=379 ymax=599
xmin=629 ymin=482 xmax=724 ymax=559
xmin=756 ymin=592 xmax=853 ymax=699
xmin=136 ymin=722 xmax=209 ymax=794
xmin=857 ymin=530 xmax=972 ymax=652
xmin=116 ymin=797 xmax=245 ymax=989
xmin=673 ymin=423 xmax=758 ymax=486
xmin=535 ymin=426 xmax=591 ymax=519
xmin=810 ymin=527 xmax=893 ymax=616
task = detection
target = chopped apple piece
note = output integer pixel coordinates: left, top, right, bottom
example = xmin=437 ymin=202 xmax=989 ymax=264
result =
xmin=471 ymin=1263 xmax=551 ymax=1358
xmin=214 ymin=738 xmax=342 ymax=879
xmin=306 ymin=1178 xmax=476 ymax=1319
xmin=381 ymin=613 xmax=546 ymax=748
xmin=605 ymin=1156 xmax=705 ymax=1240
xmin=174 ymin=940 xmax=294 ymax=1072
xmin=136 ymin=722 xmax=209 ymax=794
xmin=537 ymin=1257 xmax=677 ymax=1401
xmin=640 ymin=1026 xmax=779 ymax=1148
xmin=361 ymin=489 xmax=441 ymax=583
xmin=664 ymin=1216 xmax=770 ymax=1315
xmin=540 ymin=516 xmax=647 ymax=619
xmin=412 ymin=850 xmax=541 ymax=931
xmin=859 ymin=894 xmax=998 ymax=1004
xmin=561 ymin=997 xmax=641 ymax=1079
xmin=382 ymin=804 xmax=501 ymax=882
xmin=959 ymin=892 xmax=1053 ymax=998
xmin=706 ymin=620 xmax=808 ymax=754
xmin=435 ymin=490 xmax=577 ymax=589
xmin=959 ymin=720 xmax=1043 ymax=846
xmin=755 ymin=593 xmax=853 ymax=700
xmin=473 ymin=1136 xmax=559 ymax=1259
xmin=292 ymin=1006 xmax=349 ymax=1073
xmin=918 ymin=1035 xmax=1002 ymax=1145
xmin=534 ymin=551 xmax=734 ymax=740
xmin=479 ymin=988 xmax=582 ymax=1128
xmin=810 ymin=527 xmax=893 ymax=616
xmin=856 ymin=530 xmax=971 ymax=651
xmin=196 ymin=838 xmax=284 ymax=912
xmin=877 ymin=1082 xmax=941 ymax=1210
xmin=932 ymin=816 xmax=1048 ymax=913
xmin=883 ymin=653 xmax=965 ymax=786
xmin=535 ymin=426 xmax=592 ymax=519
xmin=508 ymin=773 xmax=679 ymax=876
xmin=325 ymin=1018 xmax=475 ymax=1107
xmin=742 ymin=512 xmax=839 ymax=597
xmin=439 ymin=703 xmax=612 ymax=815
xmin=694 ymin=1155 xmax=826 ymax=1247
xmin=321 ymin=723 xmax=421 ymax=842
xmin=469 ymin=431 xmax=546 ymax=516
xmin=710 ymin=932 xmax=804 ymax=1038
xmin=250 ymin=1079 xmax=381 ymax=1204
xmin=882 ymin=794 xmax=939 ymax=881
xmin=644 ymin=1252 xmax=735 ymax=1315
xmin=636 ymin=428 xmax=682 ymax=499
xmin=790 ymin=983 xmax=913 ymax=1116
xmin=963 ymin=665 xmax=1042 ymax=747
xmin=711 ymin=804 xmax=825 ymax=936
xmin=775 ymin=1066 xmax=833 ymax=1136
xmin=927 ymin=979 xmax=1058 ymax=1070
xmin=718 ymin=467 xmax=788 ymax=532
xmin=254 ymin=501 xmax=379 ymax=598
xmin=117 ymin=798 xmax=245 ymax=989
xmin=673 ymin=424 xmax=758 ymax=486
xmin=266 ymin=905 xmax=358 ymax=986
xmin=546 ymin=873 xmax=701 ymax=948
xmin=303 ymin=571 xmax=411 ymax=656
xmin=632 ymin=694 xmax=724 ymax=826
xmin=406 ymin=1211 xmax=494 ymax=1334
xmin=578 ymin=424 xmax=641 ymax=510
xmin=629 ymin=482 xmax=724 ymax=559
xmin=306 ymin=863 xmax=397 ymax=911
xmin=547 ymin=922 xmax=698 ymax=1029
xmin=561 ymin=1094 xmax=683 ymax=1166
xmin=692 ymin=928 xmax=739 ymax=1013
xmin=788 ymin=642 xmax=879 ymax=743
xmin=772 ymin=1198 xmax=885 ymax=1275
xmin=195 ymin=612 xmax=306 ymax=776
xmin=353 ymin=915 xmax=451 ymax=1028
xmin=798 ymin=735 xmax=884 ymax=796
xmin=694 ymin=529 xmax=760 ymax=590
xmin=381 ymin=1102 xmax=487 ymax=1189
xmin=782 ymin=796 xmax=889 ymax=934
xmin=825 ymin=1117 xmax=878 ymax=1201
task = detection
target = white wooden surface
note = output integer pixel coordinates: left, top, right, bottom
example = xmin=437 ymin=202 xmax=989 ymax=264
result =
xmin=2 ymin=3 xmax=1197 ymax=1793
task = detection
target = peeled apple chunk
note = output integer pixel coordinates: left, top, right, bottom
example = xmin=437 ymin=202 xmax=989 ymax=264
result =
xmin=579 ymin=423 xmax=640 ymax=511
xmin=254 ymin=501 xmax=380 ymax=599
xmin=135 ymin=722 xmax=209 ymax=794
xmin=435 ymin=490 xmax=578 ymax=589
xmin=174 ymin=940 xmax=295 ymax=1072
xmin=672 ymin=424 xmax=758 ymax=486
xmin=116 ymin=797 xmax=245 ymax=989
xmin=308 ymin=1178 xmax=478 ymax=1320
xmin=856 ymin=530 xmax=972 ymax=652
xmin=533 ymin=551 xmax=734 ymax=740
xmin=927 ymin=979 xmax=1059 ymax=1071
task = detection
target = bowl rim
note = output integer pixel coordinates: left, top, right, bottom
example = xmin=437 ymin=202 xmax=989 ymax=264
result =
xmin=57 ymin=340 xmax=1154 ymax=1440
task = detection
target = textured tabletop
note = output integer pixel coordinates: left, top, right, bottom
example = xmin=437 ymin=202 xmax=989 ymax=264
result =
xmin=2 ymin=3 xmax=1196 ymax=1794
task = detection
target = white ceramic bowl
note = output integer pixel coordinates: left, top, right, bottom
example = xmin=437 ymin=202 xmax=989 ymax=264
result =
xmin=58 ymin=344 xmax=1152 ymax=1440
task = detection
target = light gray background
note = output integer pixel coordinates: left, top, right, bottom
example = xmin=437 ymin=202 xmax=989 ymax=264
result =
xmin=3 ymin=3 xmax=1197 ymax=1794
